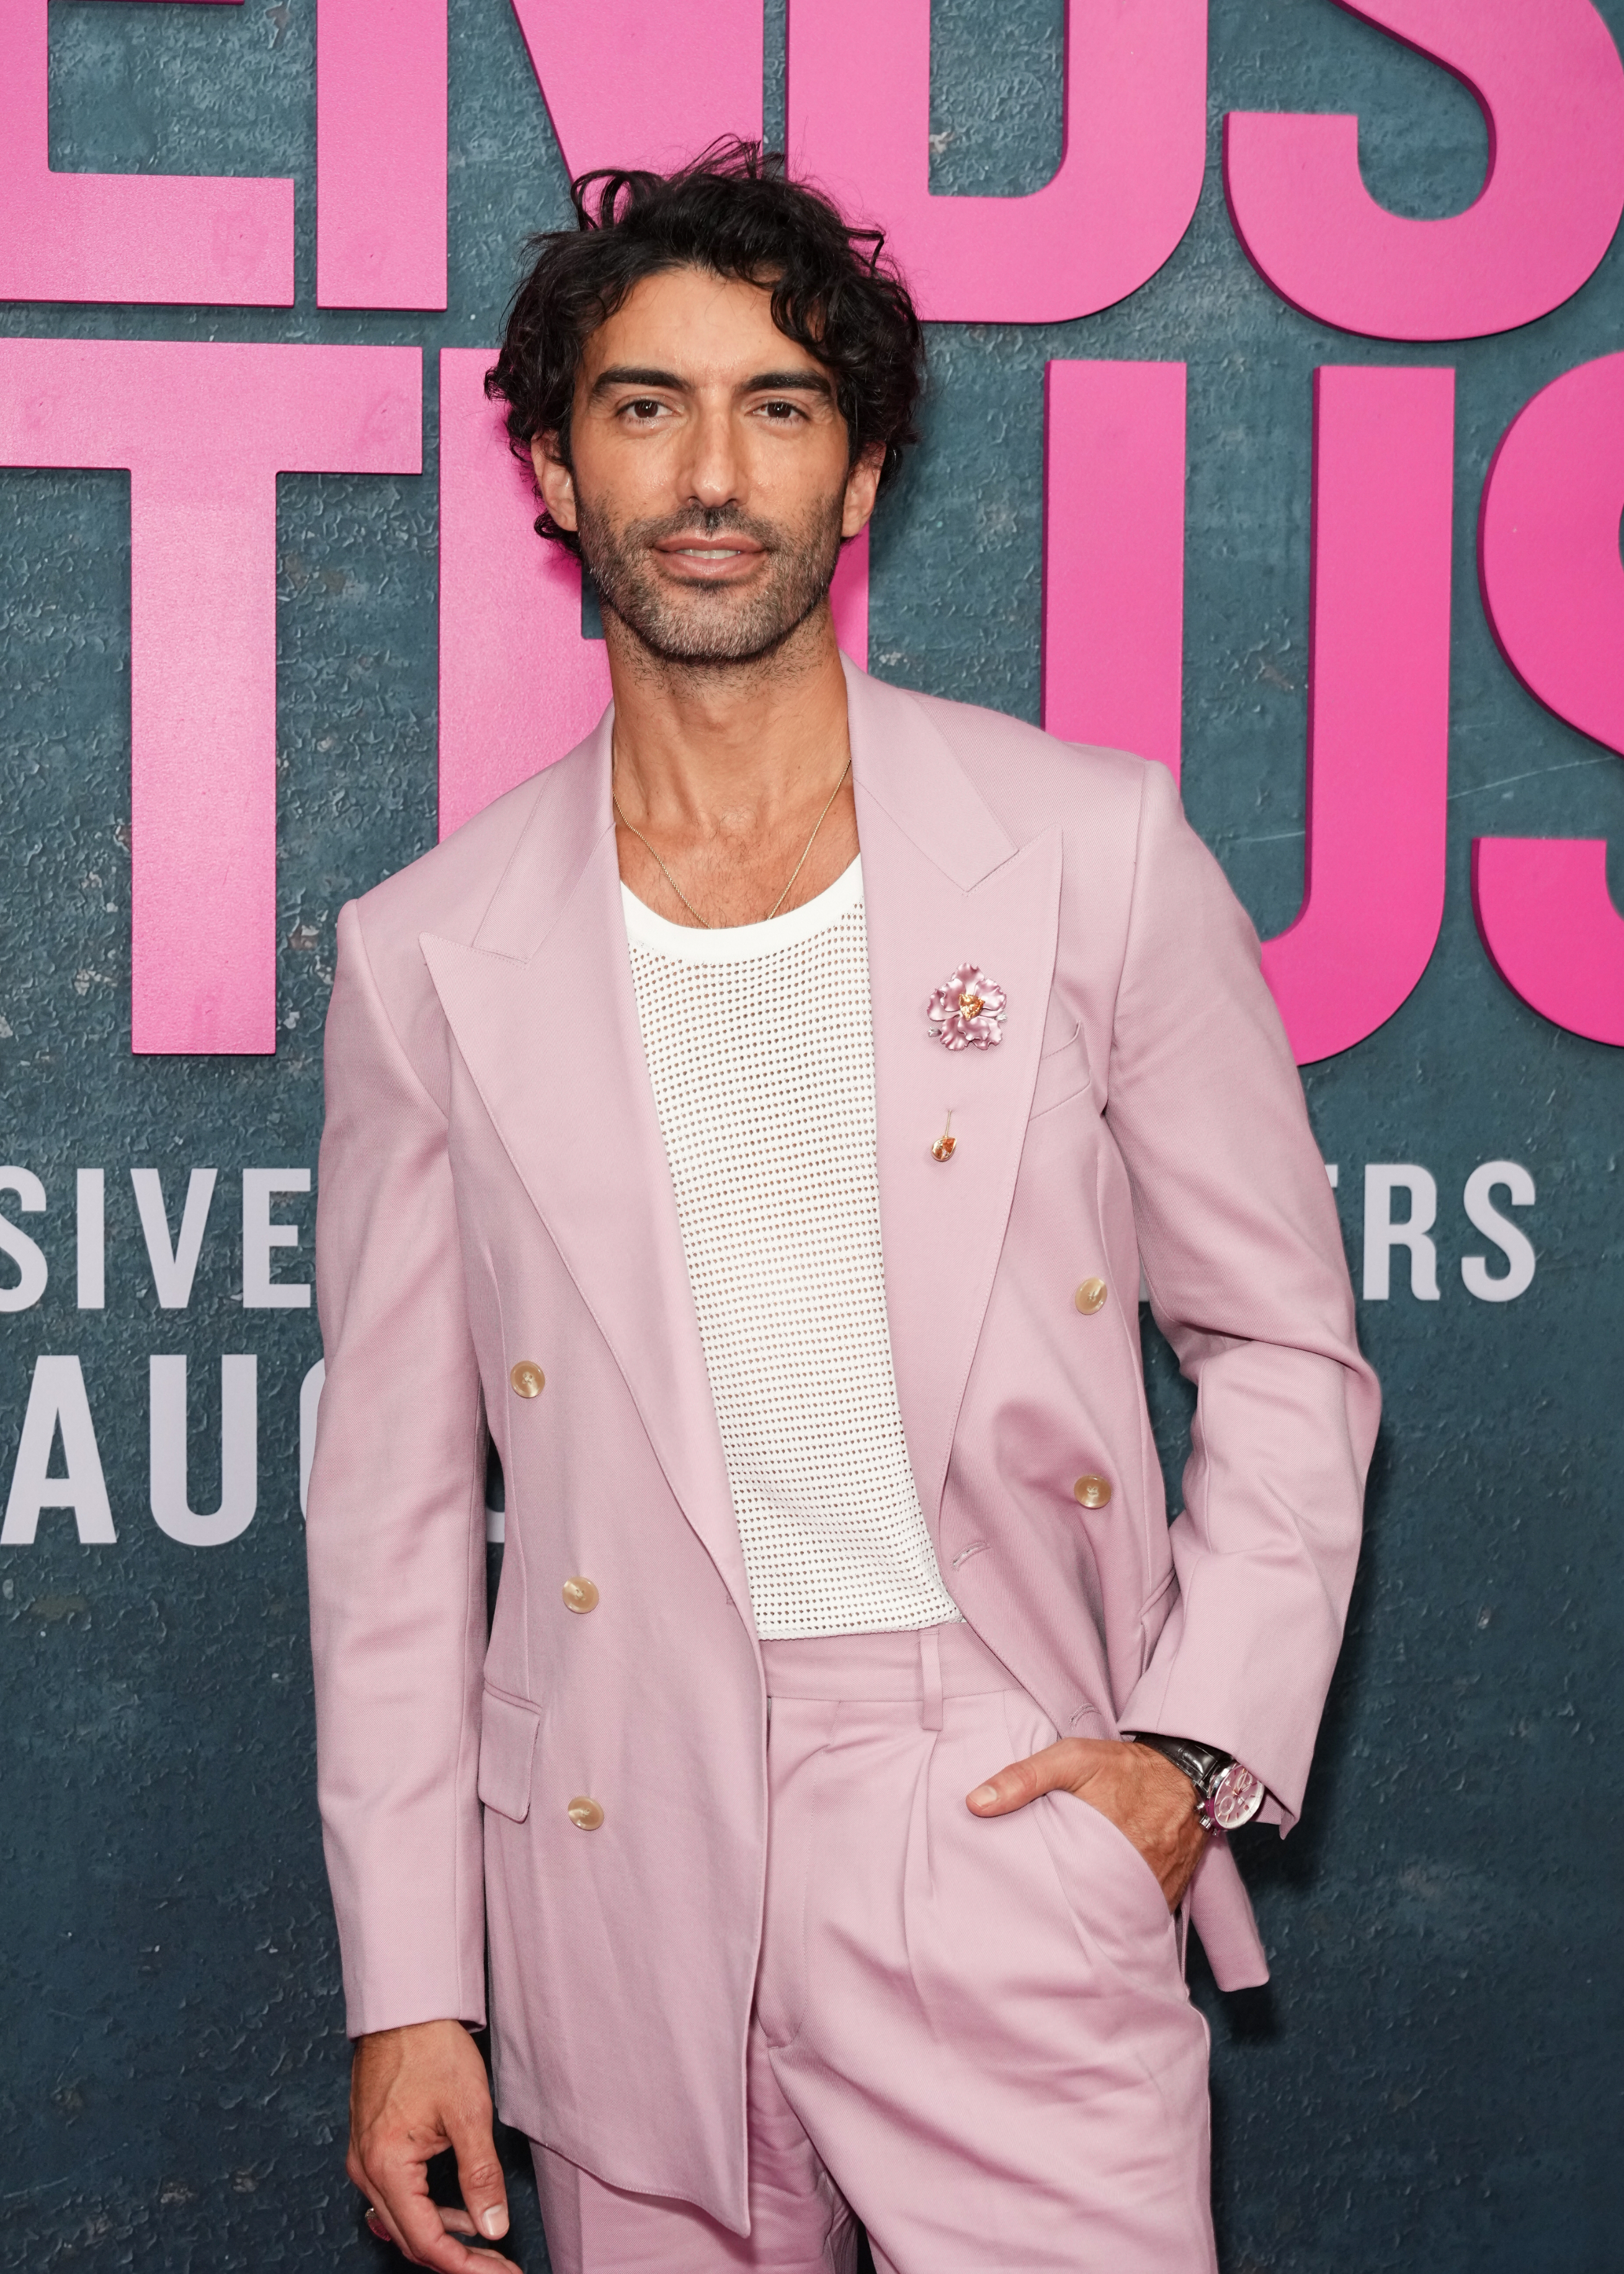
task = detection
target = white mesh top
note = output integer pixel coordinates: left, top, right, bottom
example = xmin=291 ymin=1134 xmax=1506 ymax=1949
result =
xmin=623 ymin=855 xmax=963 ymax=1640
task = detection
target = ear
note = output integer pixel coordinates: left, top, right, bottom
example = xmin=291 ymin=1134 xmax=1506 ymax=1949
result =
xmin=531 ymin=433 xmax=579 ymax=532
xmin=841 ymin=442 xmax=886 ymax=541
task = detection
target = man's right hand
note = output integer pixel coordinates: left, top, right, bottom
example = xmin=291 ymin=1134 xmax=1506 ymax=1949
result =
xmin=348 ymin=2018 xmax=518 ymax=2271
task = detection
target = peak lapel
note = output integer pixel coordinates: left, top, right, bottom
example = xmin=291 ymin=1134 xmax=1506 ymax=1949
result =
xmin=418 ymin=725 xmax=749 ymax=1612
xmin=847 ymin=664 xmax=1063 ymax=1530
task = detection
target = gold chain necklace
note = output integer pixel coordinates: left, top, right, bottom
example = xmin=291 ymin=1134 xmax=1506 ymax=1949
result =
xmin=612 ymin=754 xmax=852 ymax=930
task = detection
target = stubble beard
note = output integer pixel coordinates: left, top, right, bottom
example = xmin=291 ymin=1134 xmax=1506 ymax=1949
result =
xmin=574 ymin=491 xmax=847 ymax=671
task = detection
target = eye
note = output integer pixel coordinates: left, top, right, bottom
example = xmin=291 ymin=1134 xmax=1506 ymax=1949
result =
xmin=619 ymin=396 xmax=668 ymax=422
xmin=757 ymin=398 xmax=807 ymax=423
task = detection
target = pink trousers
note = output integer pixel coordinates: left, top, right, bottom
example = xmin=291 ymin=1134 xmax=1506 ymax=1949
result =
xmin=532 ymin=1623 xmax=1216 ymax=2273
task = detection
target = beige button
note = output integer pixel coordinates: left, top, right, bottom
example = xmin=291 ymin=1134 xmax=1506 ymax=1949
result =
xmin=567 ymin=1796 xmax=604 ymax=1831
xmin=1073 ymin=1473 xmax=1113 ymax=1509
xmin=510 ymin=1360 xmax=545 ymax=1399
xmin=562 ymin=1576 xmax=599 ymax=1615
xmin=1074 ymin=1277 xmax=1109 ymax=1315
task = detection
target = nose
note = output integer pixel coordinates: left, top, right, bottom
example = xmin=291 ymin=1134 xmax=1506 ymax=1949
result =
xmin=680 ymin=396 xmax=742 ymax=512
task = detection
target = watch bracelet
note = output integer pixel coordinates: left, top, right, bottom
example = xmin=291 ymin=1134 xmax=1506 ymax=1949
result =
xmin=1127 ymin=1731 xmax=1231 ymax=1827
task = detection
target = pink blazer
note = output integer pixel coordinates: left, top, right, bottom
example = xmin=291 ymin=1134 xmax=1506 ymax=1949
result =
xmin=306 ymin=659 xmax=1378 ymax=2228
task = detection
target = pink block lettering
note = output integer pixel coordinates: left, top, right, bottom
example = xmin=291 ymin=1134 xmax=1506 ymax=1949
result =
xmin=785 ymin=0 xmax=1206 ymax=323
xmin=507 ymin=0 xmax=763 ymax=176
xmin=326 ymin=0 xmax=765 ymax=314
xmin=829 ymin=528 xmax=870 ymax=677
xmin=1225 ymin=0 xmax=1624 ymax=341
xmin=1473 ymin=350 xmax=1624 ymax=1046
xmin=1472 ymin=840 xmax=1624 ymax=1046
xmin=318 ymin=0 xmax=447 ymax=309
xmin=1479 ymin=352 xmax=1624 ymax=763
xmin=1260 ymin=367 xmax=1455 ymax=1064
xmin=438 ymin=349 xmax=612 ymax=839
xmin=1041 ymin=360 xmax=1187 ymax=782
xmin=0 ymin=339 xmax=421 ymax=1054
xmin=0 ymin=0 xmax=293 ymax=307
xmin=437 ymin=349 xmax=869 ymax=839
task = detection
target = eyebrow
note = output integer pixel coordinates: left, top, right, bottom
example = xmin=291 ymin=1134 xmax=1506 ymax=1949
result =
xmin=744 ymin=370 xmax=835 ymax=398
xmin=591 ymin=364 xmax=835 ymax=401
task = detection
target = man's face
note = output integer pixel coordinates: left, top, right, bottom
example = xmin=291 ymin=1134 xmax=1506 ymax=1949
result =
xmin=532 ymin=266 xmax=882 ymax=667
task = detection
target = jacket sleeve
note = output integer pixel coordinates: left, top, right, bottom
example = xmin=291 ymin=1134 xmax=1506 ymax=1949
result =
xmin=1107 ymin=759 xmax=1380 ymax=1828
xmin=305 ymin=899 xmax=489 ymax=2035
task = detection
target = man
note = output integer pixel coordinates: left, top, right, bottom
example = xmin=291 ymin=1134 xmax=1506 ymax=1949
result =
xmin=307 ymin=144 xmax=1378 ymax=2274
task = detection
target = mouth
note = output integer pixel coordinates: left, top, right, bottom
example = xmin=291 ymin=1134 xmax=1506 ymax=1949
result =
xmin=652 ymin=536 xmax=767 ymax=582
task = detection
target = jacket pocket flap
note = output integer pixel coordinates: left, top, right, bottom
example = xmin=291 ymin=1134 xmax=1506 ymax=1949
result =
xmin=1029 ymin=1034 xmax=1094 ymax=1118
xmin=478 ymin=1689 xmax=540 ymax=1823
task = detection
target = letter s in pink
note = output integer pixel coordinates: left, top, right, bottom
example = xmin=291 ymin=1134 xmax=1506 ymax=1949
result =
xmin=1225 ymin=0 xmax=1624 ymax=340
xmin=1475 ymin=353 xmax=1624 ymax=1048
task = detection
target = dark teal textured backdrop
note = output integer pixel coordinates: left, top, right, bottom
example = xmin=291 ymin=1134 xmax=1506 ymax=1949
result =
xmin=3 ymin=3 xmax=1621 ymax=2266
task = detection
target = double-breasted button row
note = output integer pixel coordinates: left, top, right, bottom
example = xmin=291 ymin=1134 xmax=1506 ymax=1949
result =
xmin=1069 ymin=1278 xmax=1111 ymax=1504
xmin=510 ymin=1359 xmax=545 ymax=1399
xmin=561 ymin=1562 xmax=602 ymax=1819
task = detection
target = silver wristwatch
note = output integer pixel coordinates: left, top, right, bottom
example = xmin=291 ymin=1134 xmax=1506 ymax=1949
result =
xmin=1128 ymin=1732 xmax=1265 ymax=1833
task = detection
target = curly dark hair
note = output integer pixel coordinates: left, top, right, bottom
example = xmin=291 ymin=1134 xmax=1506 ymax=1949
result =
xmin=485 ymin=140 xmax=924 ymax=555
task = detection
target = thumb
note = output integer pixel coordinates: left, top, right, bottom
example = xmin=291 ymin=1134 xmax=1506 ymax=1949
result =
xmin=966 ymin=1738 xmax=1084 ymax=1816
xmin=445 ymin=2100 xmax=510 ymax=2245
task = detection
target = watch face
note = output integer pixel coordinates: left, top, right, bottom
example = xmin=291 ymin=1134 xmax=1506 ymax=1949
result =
xmin=1210 ymin=1762 xmax=1265 ymax=1832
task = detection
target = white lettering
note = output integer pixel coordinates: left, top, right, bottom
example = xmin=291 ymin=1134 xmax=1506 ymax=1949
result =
xmin=149 ymin=1355 xmax=258 ymax=1547
xmin=242 ymin=1169 xmax=311 ymax=1310
xmin=298 ymin=1358 xmax=325 ymax=1518
xmin=132 ymin=1168 xmax=217 ymax=1309
xmin=1461 ymin=1160 xmax=1537 ymax=1302
xmin=1 ymin=1356 xmax=114 ymax=1544
xmin=0 ymin=1167 xmax=48 ymax=1313
xmin=76 ymin=1169 xmax=104 ymax=1309
xmin=1363 ymin=1164 xmax=1440 ymax=1300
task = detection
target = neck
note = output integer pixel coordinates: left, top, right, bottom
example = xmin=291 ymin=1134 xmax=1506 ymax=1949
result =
xmin=604 ymin=599 xmax=852 ymax=829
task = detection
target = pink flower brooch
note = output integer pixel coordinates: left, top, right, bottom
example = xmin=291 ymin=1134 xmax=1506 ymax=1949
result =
xmin=926 ymin=963 xmax=1007 ymax=1051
